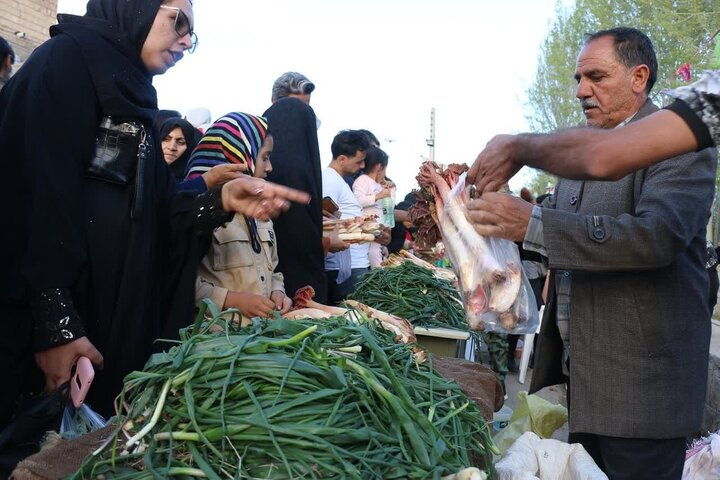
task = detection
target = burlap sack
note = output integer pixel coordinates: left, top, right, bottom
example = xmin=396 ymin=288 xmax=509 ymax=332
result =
xmin=432 ymin=356 xmax=504 ymax=420
xmin=11 ymin=425 xmax=116 ymax=480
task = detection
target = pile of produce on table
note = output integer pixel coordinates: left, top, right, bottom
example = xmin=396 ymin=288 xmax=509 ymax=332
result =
xmin=415 ymin=161 xmax=528 ymax=332
xmin=348 ymin=261 xmax=468 ymax=332
xmin=408 ymin=163 xmax=469 ymax=248
xmin=381 ymin=249 xmax=458 ymax=286
xmin=71 ymin=305 xmax=497 ymax=479
xmin=323 ymin=214 xmax=383 ymax=244
xmin=289 ymin=286 xmax=424 ymax=358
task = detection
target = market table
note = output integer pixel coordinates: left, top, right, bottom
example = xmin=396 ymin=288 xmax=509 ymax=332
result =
xmin=414 ymin=326 xmax=470 ymax=358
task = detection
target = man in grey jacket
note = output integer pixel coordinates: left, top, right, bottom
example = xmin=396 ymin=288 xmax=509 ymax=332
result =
xmin=468 ymin=27 xmax=716 ymax=479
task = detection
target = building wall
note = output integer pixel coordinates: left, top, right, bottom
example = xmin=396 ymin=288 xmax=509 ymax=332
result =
xmin=0 ymin=0 xmax=58 ymax=65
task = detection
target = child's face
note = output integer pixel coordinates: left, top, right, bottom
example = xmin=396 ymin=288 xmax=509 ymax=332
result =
xmin=377 ymin=164 xmax=387 ymax=181
xmin=254 ymin=135 xmax=274 ymax=179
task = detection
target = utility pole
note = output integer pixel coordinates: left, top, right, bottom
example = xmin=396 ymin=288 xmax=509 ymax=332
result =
xmin=426 ymin=107 xmax=435 ymax=163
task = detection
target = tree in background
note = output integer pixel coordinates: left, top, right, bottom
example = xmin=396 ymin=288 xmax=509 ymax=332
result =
xmin=525 ymin=170 xmax=557 ymax=198
xmin=521 ymin=0 xmax=720 ymax=242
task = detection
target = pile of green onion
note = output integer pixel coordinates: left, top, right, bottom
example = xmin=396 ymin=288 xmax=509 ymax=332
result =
xmin=349 ymin=262 xmax=468 ymax=331
xmin=71 ymin=303 xmax=496 ymax=479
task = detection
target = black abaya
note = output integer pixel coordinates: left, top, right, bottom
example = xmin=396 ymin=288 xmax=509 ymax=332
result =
xmin=0 ymin=0 xmax=202 ymax=425
xmin=263 ymin=98 xmax=328 ymax=303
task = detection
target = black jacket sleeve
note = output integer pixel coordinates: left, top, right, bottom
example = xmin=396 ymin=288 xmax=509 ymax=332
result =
xmin=0 ymin=36 xmax=101 ymax=349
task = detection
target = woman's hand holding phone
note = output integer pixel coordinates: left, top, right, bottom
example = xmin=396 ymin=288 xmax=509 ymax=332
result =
xmin=34 ymin=337 xmax=103 ymax=392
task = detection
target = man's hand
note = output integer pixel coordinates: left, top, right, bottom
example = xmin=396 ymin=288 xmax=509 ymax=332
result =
xmin=394 ymin=209 xmax=409 ymax=224
xmin=328 ymin=228 xmax=349 ymax=253
xmin=221 ymin=177 xmax=310 ymax=221
xmin=467 ymin=134 xmax=523 ymax=194
xmin=202 ymin=163 xmax=247 ymax=189
xmin=376 ymin=226 xmax=392 ymax=246
xmin=270 ymin=290 xmax=293 ymax=314
xmin=466 ymin=192 xmax=533 ymax=241
xmin=35 ymin=337 xmax=103 ymax=392
xmin=323 ymin=209 xmax=341 ymax=220
xmin=224 ymin=291 xmax=277 ymax=318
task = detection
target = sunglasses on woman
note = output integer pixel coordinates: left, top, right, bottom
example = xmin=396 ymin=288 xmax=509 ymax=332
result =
xmin=159 ymin=5 xmax=198 ymax=54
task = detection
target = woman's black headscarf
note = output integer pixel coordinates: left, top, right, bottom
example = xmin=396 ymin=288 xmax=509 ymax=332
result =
xmin=49 ymin=0 xmax=162 ymax=123
xmin=159 ymin=117 xmax=199 ymax=181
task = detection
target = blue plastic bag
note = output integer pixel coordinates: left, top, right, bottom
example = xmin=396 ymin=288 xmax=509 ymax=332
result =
xmin=60 ymin=403 xmax=108 ymax=440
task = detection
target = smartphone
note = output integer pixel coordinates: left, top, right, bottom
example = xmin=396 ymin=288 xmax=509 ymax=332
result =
xmin=322 ymin=196 xmax=339 ymax=215
xmin=71 ymin=356 xmax=95 ymax=408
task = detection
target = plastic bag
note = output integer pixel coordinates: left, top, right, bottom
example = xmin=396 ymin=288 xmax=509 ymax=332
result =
xmin=683 ymin=431 xmax=720 ymax=479
xmin=60 ymin=403 xmax=108 ymax=440
xmin=441 ymin=174 xmax=539 ymax=334
xmin=495 ymin=432 xmax=608 ymax=480
xmin=493 ymin=391 xmax=568 ymax=454
xmin=441 ymin=467 xmax=488 ymax=479
xmin=0 ymin=384 xmax=68 ymax=476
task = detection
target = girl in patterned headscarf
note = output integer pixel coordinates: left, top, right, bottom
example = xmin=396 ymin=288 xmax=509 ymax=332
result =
xmin=186 ymin=112 xmax=268 ymax=178
xmin=187 ymin=113 xmax=292 ymax=322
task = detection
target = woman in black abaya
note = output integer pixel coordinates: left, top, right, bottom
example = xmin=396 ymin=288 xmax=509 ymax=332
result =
xmin=160 ymin=117 xmax=200 ymax=181
xmin=0 ymin=0 xmax=308 ymax=438
xmin=263 ymin=98 xmax=328 ymax=303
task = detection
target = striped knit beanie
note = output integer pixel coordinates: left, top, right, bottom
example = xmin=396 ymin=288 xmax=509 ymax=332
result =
xmin=184 ymin=112 xmax=269 ymax=180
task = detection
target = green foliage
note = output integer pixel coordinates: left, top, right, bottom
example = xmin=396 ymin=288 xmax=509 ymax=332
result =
xmin=527 ymin=0 xmax=720 ymax=132
xmin=524 ymin=169 xmax=558 ymax=198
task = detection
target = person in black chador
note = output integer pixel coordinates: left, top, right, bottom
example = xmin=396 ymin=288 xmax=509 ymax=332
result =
xmin=263 ymin=90 xmax=328 ymax=303
xmin=159 ymin=117 xmax=200 ymax=182
xmin=0 ymin=0 xmax=308 ymax=438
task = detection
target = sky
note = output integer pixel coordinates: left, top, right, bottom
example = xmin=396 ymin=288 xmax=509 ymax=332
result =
xmin=56 ymin=0 xmax=569 ymax=199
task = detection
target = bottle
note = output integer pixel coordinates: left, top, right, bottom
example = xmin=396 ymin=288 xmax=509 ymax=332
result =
xmin=492 ymin=404 xmax=513 ymax=431
xmin=379 ymin=196 xmax=395 ymax=228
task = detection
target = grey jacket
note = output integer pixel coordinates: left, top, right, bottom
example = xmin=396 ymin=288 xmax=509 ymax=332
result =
xmin=529 ymin=99 xmax=717 ymax=438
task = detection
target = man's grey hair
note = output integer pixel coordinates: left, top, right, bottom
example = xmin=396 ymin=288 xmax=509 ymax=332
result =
xmin=585 ymin=27 xmax=658 ymax=94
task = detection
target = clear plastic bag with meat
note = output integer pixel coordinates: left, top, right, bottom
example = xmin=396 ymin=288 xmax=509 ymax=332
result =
xmin=426 ymin=168 xmax=539 ymax=333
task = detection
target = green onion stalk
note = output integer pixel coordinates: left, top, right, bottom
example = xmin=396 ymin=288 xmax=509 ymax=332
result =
xmin=71 ymin=302 xmax=498 ymax=479
xmin=349 ymin=262 xmax=472 ymax=334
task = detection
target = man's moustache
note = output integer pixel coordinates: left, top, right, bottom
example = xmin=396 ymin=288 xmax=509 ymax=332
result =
xmin=581 ymin=101 xmax=599 ymax=109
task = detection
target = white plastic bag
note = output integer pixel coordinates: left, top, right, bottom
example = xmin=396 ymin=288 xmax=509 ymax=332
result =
xmin=683 ymin=431 xmax=720 ymax=479
xmin=440 ymin=174 xmax=539 ymax=334
xmin=60 ymin=403 xmax=108 ymax=440
xmin=495 ymin=432 xmax=608 ymax=480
